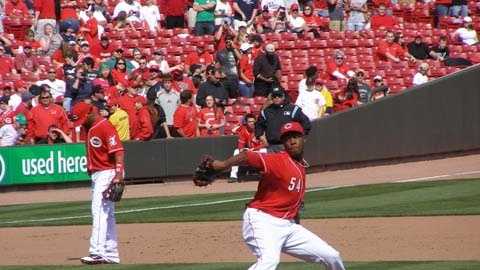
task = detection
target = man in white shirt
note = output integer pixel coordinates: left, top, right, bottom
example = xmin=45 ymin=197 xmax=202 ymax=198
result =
xmin=140 ymin=0 xmax=161 ymax=32
xmin=36 ymin=68 xmax=66 ymax=99
xmin=113 ymin=0 xmax=142 ymax=22
xmin=156 ymin=76 xmax=180 ymax=127
xmin=0 ymin=116 xmax=18 ymax=146
xmin=412 ymin=62 xmax=429 ymax=86
xmin=295 ymin=77 xmax=325 ymax=121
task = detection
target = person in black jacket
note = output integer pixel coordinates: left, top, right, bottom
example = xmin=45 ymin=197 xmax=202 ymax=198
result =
xmin=253 ymin=43 xmax=281 ymax=97
xmin=255 ymin=87 xmax=311 ymax=152
xmin=407 ymin=35 xmax=430 ymax=60
xmin=196 ymin=65 xmax=229 ymax=107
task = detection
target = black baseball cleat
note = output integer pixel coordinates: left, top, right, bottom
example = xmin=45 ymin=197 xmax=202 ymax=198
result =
xmin=227 ymin=177 xmax=239 ymax=183
xmin=80 ymin=255 xmax=108 ymax=265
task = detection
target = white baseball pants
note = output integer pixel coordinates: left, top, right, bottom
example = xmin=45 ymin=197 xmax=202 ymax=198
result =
xmin=243 ymin=208 xmax=346 ymax=270
xmin=230 ymin=148 xmax=267 ymax=179
xmin=89 ymin=169 xmax=120 ymax=263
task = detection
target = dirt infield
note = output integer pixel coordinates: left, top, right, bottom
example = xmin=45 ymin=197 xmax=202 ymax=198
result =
xmin=0 ymin=216 xmax=479 ymax=265
xmin=1 ymin=154 xmax=480 ymax=265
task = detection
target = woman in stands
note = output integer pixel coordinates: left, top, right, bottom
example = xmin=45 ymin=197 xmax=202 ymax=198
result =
xmin=302 ymin=4 xmax=326 ymax=36
xmin=52 ymin=41 xmax=79 ymax=70
xmin=111 ymin=59 xmax=130 ymax=87
xmin=334 ymin=78 xmax=359 ymax=112
xmin=38 ymin=23 xmax=63 ymax=56
xmin=197 ymin=95 xmax=225 ymax=137
xmin=93 ymin=64 xmax=115 ymax=90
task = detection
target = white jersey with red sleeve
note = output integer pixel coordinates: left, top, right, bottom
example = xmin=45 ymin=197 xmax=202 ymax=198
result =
xmin=245 ymin=150 xmax=307 ymax=220
xmin=86 ymin=118 xmax=124 ymax=173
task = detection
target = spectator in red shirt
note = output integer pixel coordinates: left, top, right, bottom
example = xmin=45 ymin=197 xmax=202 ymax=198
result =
xmin=130 ymin=56 xmax=151 ymax=83
xmin=28 ymin=89 xmax=70 ymax=143
xmin=164 ymin=0 xmax=188 ymax=29
xmin=302 ymin=4 xmax=328 ymax=34
xmin=326 ymin=50 xmax=351 ymax=81
xmin=133 ymin=95 xmax=153 ymax=140
xmin=5 ymin=0 xmax=30 ymax=17
xmin=377 ymin=31 xmax=407 ymax=63
xmin=34 ymin=0 xmax=57 ymax=37
xmin=250 ymin=34 xmax=264 ymax=60
xmin=370 ymin=4 xmax=396 ymax=30
xmin=0 ymin=46 xmax=16 ymax=77
xmin=255 ymin=6 xmax=273 ymax=33
xmin=112 ymin=59 xmax=130 ymax=87
xmin=173 ymin=90 xmax=199 ymax=138
xmin=76 ymin=42 xmax=98 ymax=66
xmin=91 ymin=35 xmax=114 ymax=60
xmin=197 ymin=95 xmax=225 ymax=137
xmin=185 ymin=43 xmax=214 ymax=71
xmin=228 ymin=113 xmax=266 ymax=182
xmin=15 ymin=44 xmax=40 ymax=75
xmin=79 ymin=9 xmax=100 ymax=45
xmin=117 ymin=85 xmax=138 ymax=136
xmin=334 ymin=78 xmax=359 ymax=112
xmin=52 ymin=41 xmax=78 ymax=67
xmin=239 ymin=43 xmax=255 ymax=97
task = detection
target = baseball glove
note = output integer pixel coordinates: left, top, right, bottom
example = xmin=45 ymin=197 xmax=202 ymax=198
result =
xmin=193 ymin=155 xmax=217 ymax=187
xmin=103 ymin=182 xmax=125 ymax=202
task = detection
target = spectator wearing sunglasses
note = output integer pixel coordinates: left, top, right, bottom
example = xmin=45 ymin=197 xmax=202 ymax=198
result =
xmin=36 ymin=68 xmax=66 ymax=99
xmin=326 ymin=50 xmax=351 ymax=81
xmin=27 ymin=89 xmax=70 ymax=144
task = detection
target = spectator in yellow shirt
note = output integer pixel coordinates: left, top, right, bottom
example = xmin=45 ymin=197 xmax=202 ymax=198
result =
xmin=107 ymin=98 xmax=131 ymax=141
xmin=315 ymin=79 xmax=333 ymax=116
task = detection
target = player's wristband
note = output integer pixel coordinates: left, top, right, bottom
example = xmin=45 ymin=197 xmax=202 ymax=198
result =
xmin=115 ymin=163 xmax=124 ymax=174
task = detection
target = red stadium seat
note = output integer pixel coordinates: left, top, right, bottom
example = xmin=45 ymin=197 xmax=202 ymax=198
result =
xmin=139 ymin=38 xmax=155 ymax=48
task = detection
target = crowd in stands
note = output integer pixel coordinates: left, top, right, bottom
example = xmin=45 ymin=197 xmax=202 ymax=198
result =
xmin=0 ymin=0 xmax=479 ymax=147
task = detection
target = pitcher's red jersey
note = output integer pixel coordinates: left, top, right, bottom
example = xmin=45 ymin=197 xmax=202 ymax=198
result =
xmin=86 ymin=118 xmax=124 ymax=173
xmin=246 ymin=150 xmax=307 ymax=220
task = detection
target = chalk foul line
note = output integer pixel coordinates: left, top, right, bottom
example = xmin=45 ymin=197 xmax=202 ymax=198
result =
xmin=2 ymin=169 xmax=480 ymax=225
xmin=0 ymin=186 xmax=345 ymax=225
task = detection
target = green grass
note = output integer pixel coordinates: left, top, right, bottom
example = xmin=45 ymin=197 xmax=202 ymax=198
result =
xmin=0 ymin=179 xmax=479 ymax=227
xmin=2 ymin=261 xmax=480 ymax=270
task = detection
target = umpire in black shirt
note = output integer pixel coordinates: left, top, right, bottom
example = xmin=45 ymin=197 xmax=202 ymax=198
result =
xmin=255 ymin=87 xmax=311 ymax=152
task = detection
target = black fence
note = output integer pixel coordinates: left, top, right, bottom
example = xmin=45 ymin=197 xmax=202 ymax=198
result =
xmin=124 ymin=64 xmax=480 ymax=180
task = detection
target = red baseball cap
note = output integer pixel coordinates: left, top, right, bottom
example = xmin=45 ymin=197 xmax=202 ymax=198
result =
xmin=280 ymin=122 xmax=304 ymax=138
xmin=134 ymin=95 xmax=147 ymax=105
xmin=107 ymin=97 xmax=119 ymax=107
xmin=14 ymin=80 xmax=26 ymax=89
xmin=290 ymin=3 xmax=299 ymax=10
xmin=71 ymin=102 xmax=94 ymax=126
